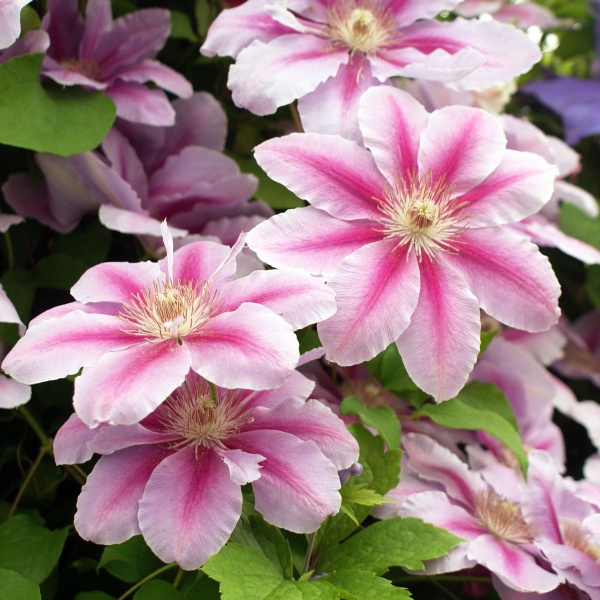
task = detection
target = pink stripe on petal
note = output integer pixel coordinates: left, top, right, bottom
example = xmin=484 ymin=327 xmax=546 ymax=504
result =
xmin=75 ymin=445 xmax=165 ymax=545
xmin=80 ymin=0 xmax=112 ymax=60
xmin=219 ymin=269 xmax=336 ymax=330
xmin=71 ymin=261 xmax=163 ymax=304
xmin=2 ymin=312 xmax=133 ymax=385
xmin=117 ymin=60 xmax=193 ymax=98
xmin=74 ymin=340 xmax=191 ymax=427
xmin=232 ymin=430 xmax=341 ymax=533
xmin=320 ymin=240 xmax=420 ymax=366
xmin=228 ymin=35 xmax=347 ymax=115
xmin=139 ymin=446 xmax=242 ymax=569
xmin=106 ymin=82 xmax=175 ymax=126
xmin=446 ymin=228 xmax=561 ymax=332
xmin=397 ymin=255 xmax=481 ymax=401
xmin=247 ymin=397 xmax=359 ymax=470
xmin=255 ymin=133 xmax=385 ymax=221
xmin=187 ymin=303 xmax=298 ymax=390
xmin=359 ymin=86 xmax=428 ymax=182
xmin=246 ymin=206 xmax=381 ymax=277
xmin=418 ymin=105 xmax=506 ymax=196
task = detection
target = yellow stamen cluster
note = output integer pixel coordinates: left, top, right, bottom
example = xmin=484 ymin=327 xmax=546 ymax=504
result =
xmin=562 ymin=520 xmax=600 ymax=563
xmin=59 ymin=57 xmax=102 ymax=80
xmin=475 ymin=489 xmax=534 ymax=544
xmin=327 ymin=2 xmax=395 ymax=54
xmin=374 ymin=171 xmax=465 ymax=260
xmin=119 ymin=279 xmax=220 ymax=342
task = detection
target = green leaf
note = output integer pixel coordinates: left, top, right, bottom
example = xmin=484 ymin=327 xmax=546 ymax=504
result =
xmin=202 ymin=543 xmax=285 ymax=600
xmin=182 ymin=572 xmax=220 ymax=599
xmin=230 ymin=515 xmax=293 ymax=580
xmin=338 ymin=502 xmax=359 ymax=526
xmin=170 ymin=11 xmax=198 ymax=42
xmin=34 ymin=253 xmax=89 ymax=290
xmin=235 ymin=155 xmax=305 ymax=209
xmin=324 ymin=570 xmax=411 ymax=600
xmin=0 ymin=54 xmax=116 ymax=156
xmin=340 ymin=396 xmax=401 ymax=450
xmin=75 ymin=593 xmax=115 ymax=600
xmin=559 ymin=203 xmax=600 ymax=251
xmin=479 ymin=328 xmax=499 ymax=356
xmin=134 ymin=580 xmax=184 ymax=600
xmin=341 ymin=483 xmax=393 ymax=507
xmin=0 ymin=569 xmax=40 ymax=600
xmin=51 ymin=219 xmax=111 ymax=266
xmin=318 ymin=516 xmax=462 ymax=575
xmin=365 ymin=344 xmax=428 ymax=408
xmin=587 ymin=265 xmax=600 ymax=308
xmin=0 ymin=267 xmax=36 ymax=324
xmin=0 ymin=515 xmax=68 ymax=584
xmin=20 ymin=6 xmax=41 ymax=33
xmin=264 ymin=580 xmax=339 ymax=599
xmin=98 ymin=537 xmax=164 ymax=584
xmin=414 ymin=381 xmax=528 ymax=475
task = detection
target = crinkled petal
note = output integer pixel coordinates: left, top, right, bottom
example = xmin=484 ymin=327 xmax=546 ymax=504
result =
xmin=2 ymin=312 xmax=132 ymax=384
xmin=228 ymin=35 xmax=347 ymax=115
xmin=74 ymin=445 xmax=165 ymax=545
xmin=459 ymin=150 xmax=557 ymax=228
xmin=246 ymin=206 xmax=381 ymax=277
xmin=218 ymin=447 xmax=265 ymax=485
xmin=247 ymin=397 xmax=359 ymax=470
xmin=74 ymin=340 xmax=191 ymax=427
xmin=186 ymin=303 xmax=298 ymax=390
xmin=396 ymin=256 xmax=481 ymax=402
xmin=418 ymin=105 xmax=506 ymax=196
xmin=219 ymin=269 xmax=336 ymax=330
xmin=98 ymin=205 xmax=188 ymax=239
xmin=319 ymin=240 xmax=420 ymax=366
xmin=232 ymin=430 xmax=341 ymax=532
xmin=139 ymin=446 xmax=242 ymax=569
xmin=106 ymin=82 xmax=175 ymax=126
xmin=255 ymin=132 xmax=385 ymax=220
xmin=53 ymin=413 xmax=107 ymax=465
xmin=359 ymin=86 xmax=429 ymax=182
xmin=445 ymin=227 xmax=561 ymax=332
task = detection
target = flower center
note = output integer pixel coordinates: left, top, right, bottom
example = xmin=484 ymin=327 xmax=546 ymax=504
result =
xmin=159 ymin=376 xmax=254 ymax=452
xmin=327 ymin=2 xmax=395 ymax=54
xmin=59 ymin=57 xmax=102 ymax=80
xmin=119 ymin=279 xmax=220 ymax=342
xmin=474 ymin=490 xmax=534 ymax=544
xmin=562 ymin=519 xmax=600 ymax=563
xmin=374 ymin=172 xmax=465 ymax=260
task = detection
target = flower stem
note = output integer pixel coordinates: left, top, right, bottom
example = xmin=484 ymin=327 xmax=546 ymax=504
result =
xmin=173 ymin=568 xmax=184 ymax=589
xmin=3 ymin=230 xmax=14 ymax=270
xmin=116 ymin=563 xmax=178 ymax=600
xmin=18 ymin=406 xmax=52 ymax=450
xmin=302 ymin=531 xmax=317 ymax=574
xmin=7 ymin=446 xmax=47 ymax=519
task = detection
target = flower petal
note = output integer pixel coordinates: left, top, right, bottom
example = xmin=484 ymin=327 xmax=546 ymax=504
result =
xmin=139 ymin=446 xmax=242 ymax=569
xmin=445 ymin=227 xmax=561 ymax=332
xmin=319 ymin=240 xmax=420 ymax=366
xmin=0 ymin=374 xmax=30 ymax=409
xmin=218 ymin=448 xmax=265 ymax=485
xmin=396 ymin=255 xmax=481 ymax=401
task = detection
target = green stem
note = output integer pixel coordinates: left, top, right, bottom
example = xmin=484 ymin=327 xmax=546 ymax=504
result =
xmin=64 ymin=464 xmax=87 ymax=486
xmin=173 ymin=568 xmax=185 ymax=589
xmin=18 ymin=406 xmax=52 ymax=450
xmin=302 ymin=531 xmax=317 ymax=575
xmin=7 ymin=446 xmax=47 ymax=520
xmin=3 ymin=230 xmax=14 ymax=270
xmin=116 ymin=563 xmax=178 ymax=600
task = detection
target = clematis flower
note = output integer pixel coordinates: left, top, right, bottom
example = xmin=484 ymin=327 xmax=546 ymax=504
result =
xmin=3 ymin=93 xmax=269 ymax=253
xmin=247 ymin=86 xmax=561 ymax=401
xmin=53 ymin=370 xmax=359 ymax=569
xmin=2 ymin=225 xmax=336 ymax=427
xmin=0 ymin=0 xmax=32 ymax=50
xmin=201 ymin=0 xmax=541 ymax=139
xmin=391 ymin=434 xmax=561 ymax=594
xmin=39 ymin=0 xmax=192 ymax=125
xmin=455 ymin=0 xmax=559 ymax=30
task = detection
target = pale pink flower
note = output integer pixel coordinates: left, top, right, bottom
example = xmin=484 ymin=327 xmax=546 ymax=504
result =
xmin=201 ymin=0 xmax=540 ymax=139
xmin=0 ymin=0 xmax=32 ymax=50
xmin=392 ymin=434 xmax=561 ymax=594
xmin=53 ymin=370 xmax=359 ymax=569
xmin=247 ymin=86 xmax=561 ymax=401
xmin=2 ymin=226 xmax=336 ymax=427
xmin=455 ymin=0 xmax=559 ymax=29
xmin=39 ymin=0 xmax=192 ymax=125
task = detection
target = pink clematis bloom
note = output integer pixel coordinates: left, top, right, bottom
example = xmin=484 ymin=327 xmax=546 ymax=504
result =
xmin=392 ymin=434 xmax=561 ymax=594
xmin=39 ymin=0 xmax=192 ymax=125
xmin=455 ymin=0 xmax=559 ymax=30
xmin=201 ymin=0 xmax=540 ymax=139
xmin=2 ymin=225 xmax=336 ymax=427
xmin=247 ymin=86 xmax=561 ymax=401
xmin=53 ymin=370 xmax=359 ymax=569
xmin=0 ymin=0 xmax=32 ymax=50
